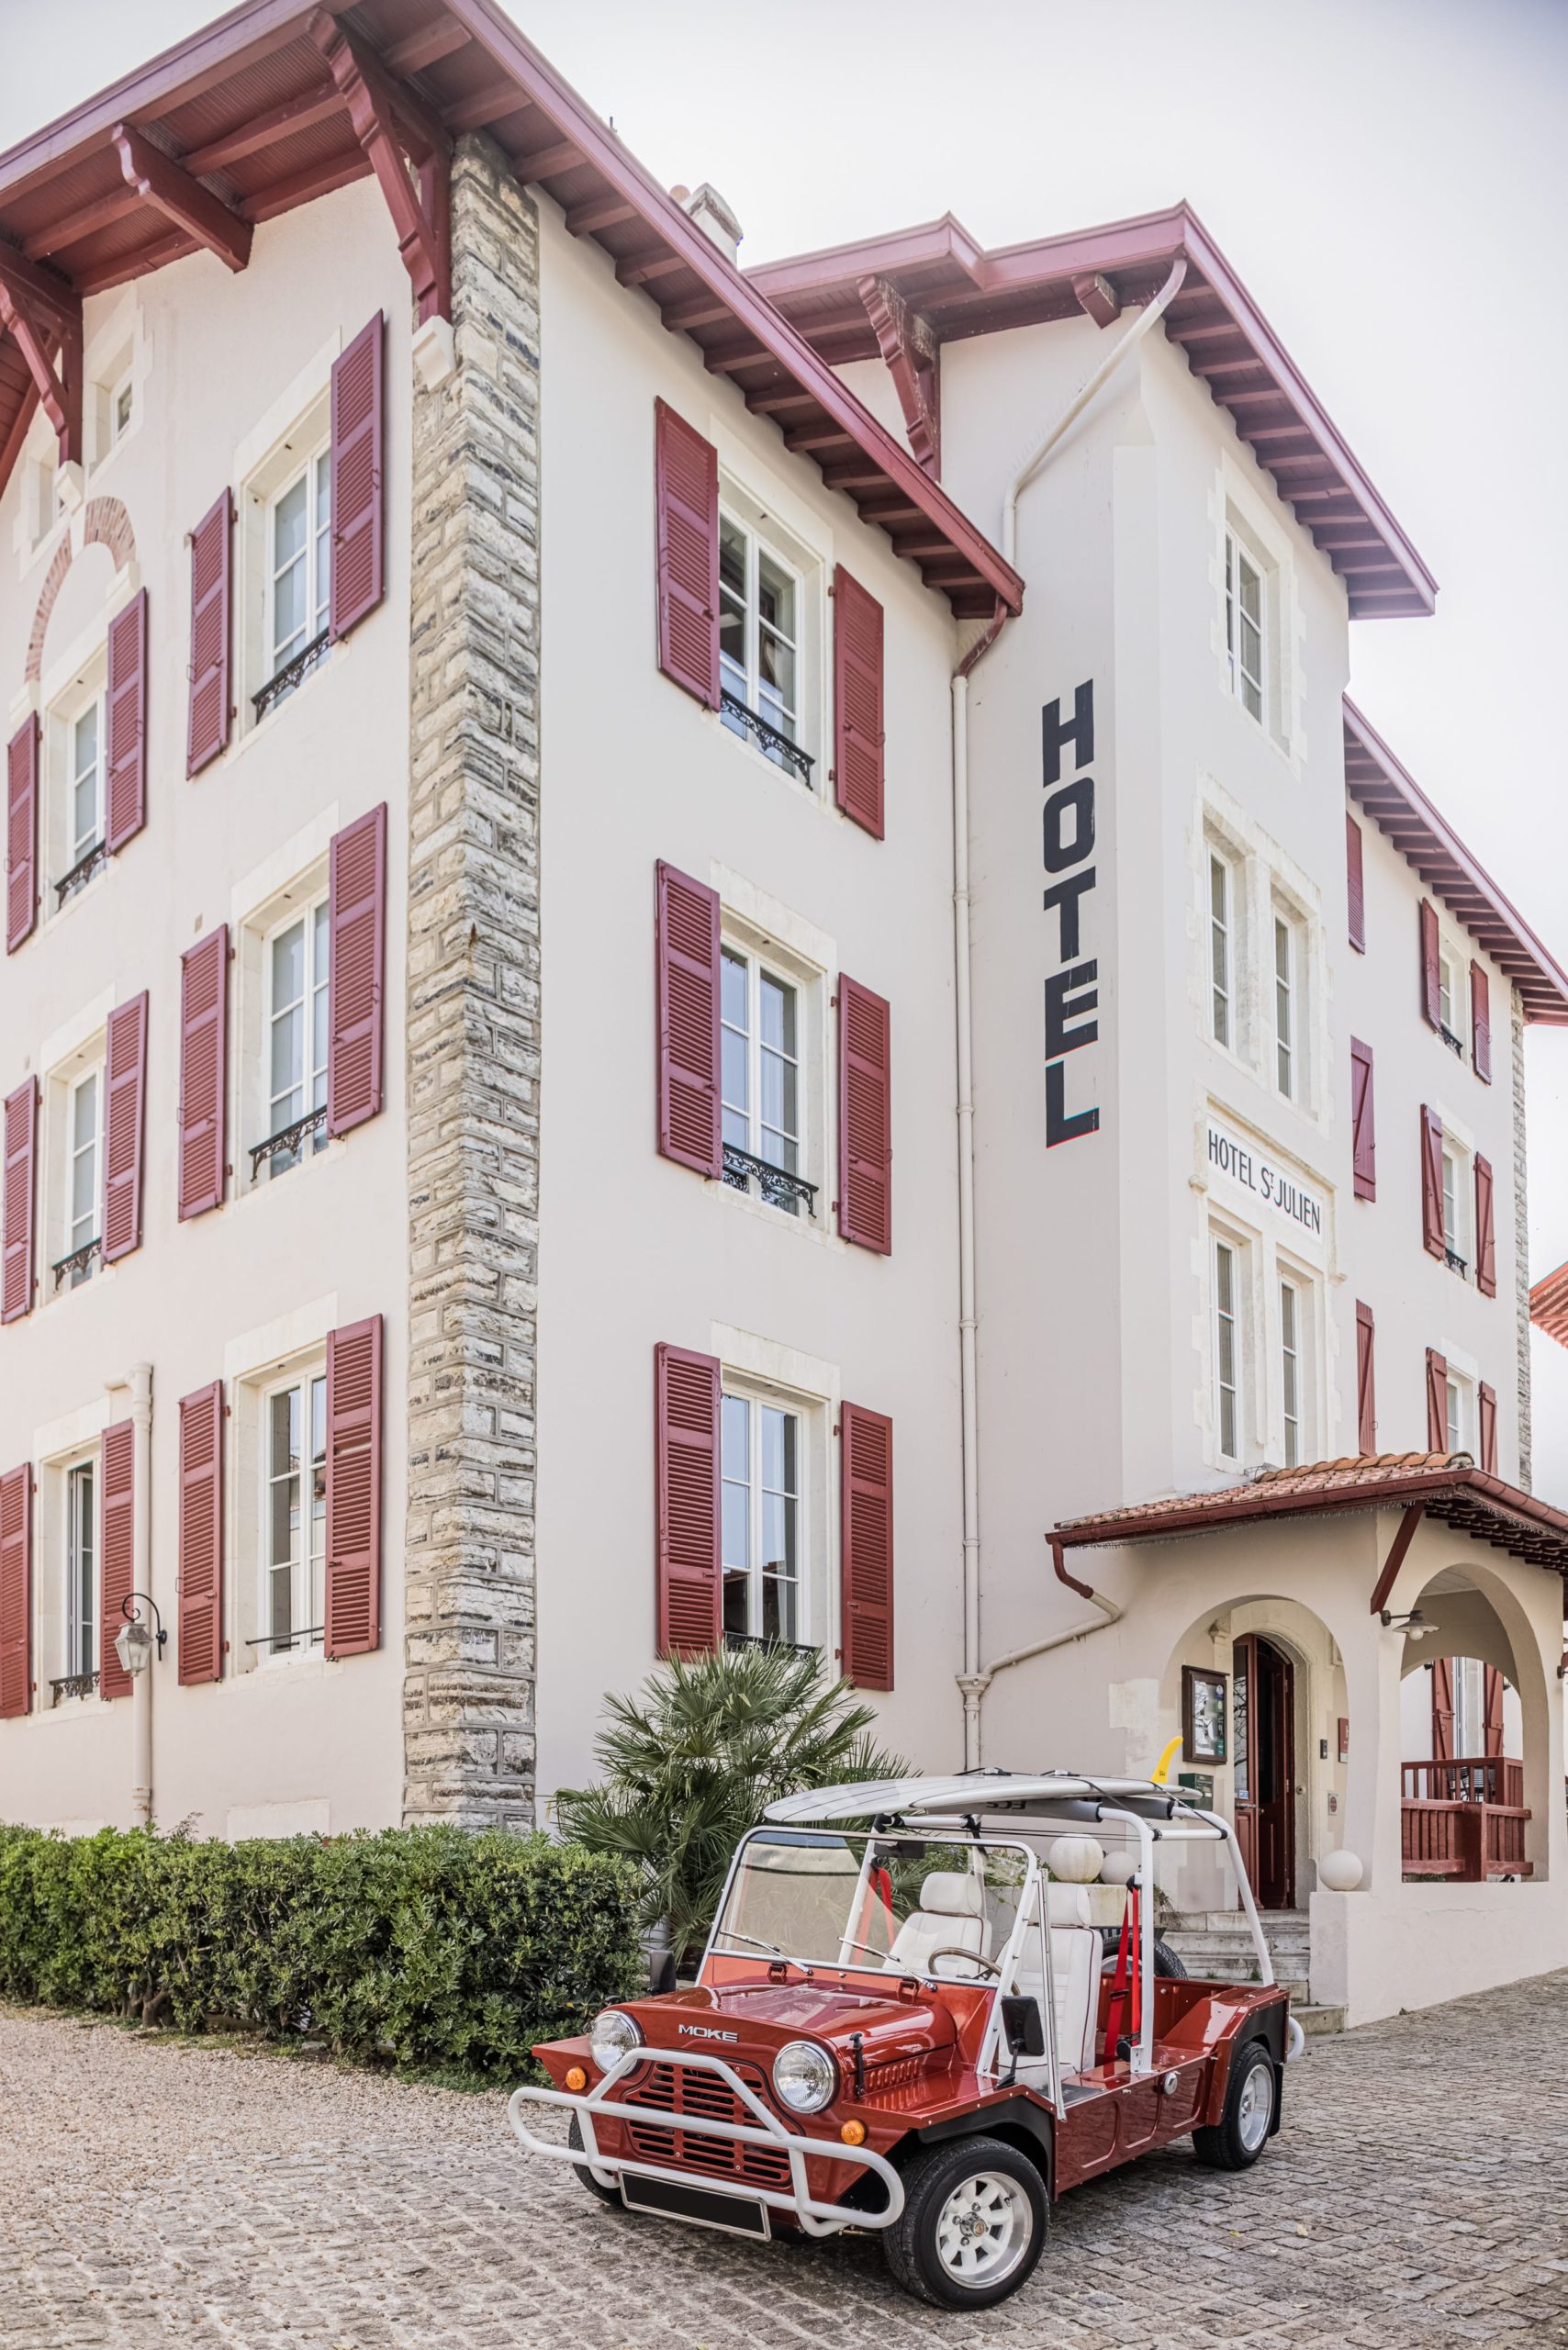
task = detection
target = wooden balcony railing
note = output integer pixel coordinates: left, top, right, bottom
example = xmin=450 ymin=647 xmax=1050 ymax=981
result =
xmin=1401 ymin=1755 xmax=1524 ymax=1808
xmin=1401 ymin=1761 xmax=1531 ymax=1882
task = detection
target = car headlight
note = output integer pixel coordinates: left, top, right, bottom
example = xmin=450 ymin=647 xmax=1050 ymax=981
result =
xmin=588 ymin=2009 xmax=643 ymax=2074
xmin=772 ymin=2039 xmax=836 ymax=2115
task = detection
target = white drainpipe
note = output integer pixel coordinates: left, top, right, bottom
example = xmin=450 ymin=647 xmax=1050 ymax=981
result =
xmin=949 ymin=257 xmax=1187 ymax=1767
xmin=127 ymin=1361 xmax=154 ymax=1827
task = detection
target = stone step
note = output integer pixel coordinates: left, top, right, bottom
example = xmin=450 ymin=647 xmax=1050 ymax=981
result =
xmin=1165 ymin=1910 xmax=1309 ymax=1935
xmin=1165 ymin=1931 xmax=1310 ymax=1965
xmin=1294 ymin=2003 xmax=1345 ymax=2038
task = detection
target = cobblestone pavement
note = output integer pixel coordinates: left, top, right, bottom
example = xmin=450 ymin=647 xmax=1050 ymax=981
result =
xmin=3 ymin=1973 xmax=1567 ymax=2350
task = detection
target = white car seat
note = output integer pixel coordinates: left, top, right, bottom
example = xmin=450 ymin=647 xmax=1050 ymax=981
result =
xmin=885 ymin=1871 xmax=991 ymax=1979
xmin=1012 ymin=1883 xmax=1102 ymax=2076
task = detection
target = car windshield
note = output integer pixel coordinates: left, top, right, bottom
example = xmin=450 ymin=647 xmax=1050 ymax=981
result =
xmin=710 ymin=1829 xmax=1032 ymax=1981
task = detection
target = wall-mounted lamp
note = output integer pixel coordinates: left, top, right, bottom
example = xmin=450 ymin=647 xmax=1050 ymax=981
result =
xmin=1379 ymin=1606 xmax=1436 ymax=1641
xmin=113 ymin=1592 xmax=167 ymax=1677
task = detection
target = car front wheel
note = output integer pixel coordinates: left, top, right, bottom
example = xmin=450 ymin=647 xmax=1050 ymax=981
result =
xmin=881 ymin=2134 xmax=1047 ymax=2309
xmin=567 ymin=2114 xmax=623 ymax=2206
xmin=1192 ymin=2037 xmax=1276 ymax=2170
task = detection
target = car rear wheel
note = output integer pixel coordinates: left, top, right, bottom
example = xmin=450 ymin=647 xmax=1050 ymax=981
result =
xmin=567 ymin=2115 xmax=623 ymax=2206
xmin=1192 ymin=2037 xmax=1276 ymax=2170
xmin=882 ymin=2134 xmax=1047 ymax=2309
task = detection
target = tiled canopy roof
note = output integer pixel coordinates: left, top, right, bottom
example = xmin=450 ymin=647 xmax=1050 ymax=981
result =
xmin=1055 ymin=1453 xmax=1568 ymax=1578
xmin=748 ymin=204 xmax=1436 ymax=620
xmin=0 ymin=0 xmax=1021 ymax=621
xmin=1530 ymin=1262 xmax=1568 ymax=1348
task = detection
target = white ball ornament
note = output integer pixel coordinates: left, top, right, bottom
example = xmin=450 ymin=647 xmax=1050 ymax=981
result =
xmin=1317 ymin=1848 xmax=1363 ymax=1892
xmin=1047 ymin=1835 xmax=1104 ymax=1885
xmin=1100 ymin=1850 xmax=1139 ymax=1888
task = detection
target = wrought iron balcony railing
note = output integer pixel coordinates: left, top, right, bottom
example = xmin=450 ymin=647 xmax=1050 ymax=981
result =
xmin=251 ymin=1103 xmax=327 ymax=1175
xmin=56 ymin=838 xmax=107 ymax=906
xmin=722 ymin=1142 xmax=816 ymax=1216
xmin=52 ymin=1237 xmax=101 ymax=1290
xmin=253 ymin=629 xmax=330 ymax=721
xmin=50 ymin=1671 xmax=99 ymax=1706
xmin=720 ymin=690 xmax=813 ymax=784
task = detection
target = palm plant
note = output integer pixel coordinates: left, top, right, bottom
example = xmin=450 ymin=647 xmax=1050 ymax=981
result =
xmin=554 ymin=1644 xmax=907 ymax=1969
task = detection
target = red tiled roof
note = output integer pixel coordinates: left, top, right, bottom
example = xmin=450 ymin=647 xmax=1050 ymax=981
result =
xmin=1055 ymin=1454 xmax=1568 ymax=1576
xmin=1531 ymin=1262 xmax=1568 ymax=1348
xmin=747 ymin=204 xmax=1436 ymax=620
xmin=1344 ymin=699 xmax=1568 ymax=1026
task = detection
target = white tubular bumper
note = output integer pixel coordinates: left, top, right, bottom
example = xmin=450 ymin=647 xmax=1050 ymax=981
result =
xmin=507 ymin=2047 xmax=904 ymax=2238
xmin=1285 ymin=2017 xmax=1305 ymax=2064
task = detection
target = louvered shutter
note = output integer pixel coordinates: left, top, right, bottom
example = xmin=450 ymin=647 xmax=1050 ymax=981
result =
xmin=1474 ymin=1155 xmax=1496 ymax=1297
xmin=654 ymin=399 xmax=719 ymax=708
xmin=178 ymin=926 xmax=229 ymax=1219
xmin=1346 ymin=813 xmax=1365 ymax=952
xmin=1482 ymin=1660 xmax=1504 ymax=1752
xmin=654 ymin=1342 xmax=721 ymax=1657
xmin=325 ymin=1315 xmax=382 ymax=1657
xmin=99 ymin=1419 xmax=135 ymax=1700
xmin=1419 ymin=900 xmax=1441 ymax=1030
xmin=6 ymin=715 xmax=38 ymax=954
xmin=106 ymin=588 xmax=148 ymax=853
xmin=103 ymin=993 xmax=148 ymax=1264
xmin=840 ymin=1401 xmax=893 ymax=1690
xmin=1426 ymin=1348 xmax=1448 ymax=1452
xmin=832 ymin=565 xmax=886 ymax=840
xmin=330 ymin=313 xmax=385 ymax=642
xmin=655 ymin=862 xmax=722 ymax=1177
xmin=0 ymin=1463 xmax=30 ymax=1719
xmin=1430 ymin=1657 xmax=1454 ymax=1761
xmin=186 ymin=488 xmax=232 ymax=777
xmin=2 ymin=1080 xmax=38 ymax=1324
xmin=327 ymin=804 xmax=386 ymax=1136
xmin=1355 ymin=1301 xmax=1377 ymax=1455
xmin=177 ymin=1382 xmax=223 ymax=1685
xmin=1350 ymin=1037 xmax=1376 ymax=1202
xmin=1470 ymin=961 xmax=1492 ymax=1084
xmin=1419 ymin=1106 xmax=1445 ymax=1259
xmin=837 ymin=976 xmax=891 ymax=1253
xmin=1478 ymin=1381 xmax=1498 ymax=1478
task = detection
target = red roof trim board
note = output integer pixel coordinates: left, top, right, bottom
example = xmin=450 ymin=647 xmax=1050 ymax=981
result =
xmin=1531 ymin=1261 xmax=1568 ymax=1349
xmin=1343 ymin=699 xmax=1568 ymax=1026
xmin=749 ymin=203 xmax=1436 ymax=621
xmin=0 ymin=0 xmax=1019 ymax=621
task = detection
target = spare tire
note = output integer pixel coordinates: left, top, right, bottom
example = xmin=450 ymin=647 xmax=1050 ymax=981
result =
xmin=1099 ymin=1928 xmax=1187 ymax=1979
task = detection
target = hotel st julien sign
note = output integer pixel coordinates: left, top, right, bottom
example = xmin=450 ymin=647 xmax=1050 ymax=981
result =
xmin=1205 ymin=1117 xmax=1327 ymax=1253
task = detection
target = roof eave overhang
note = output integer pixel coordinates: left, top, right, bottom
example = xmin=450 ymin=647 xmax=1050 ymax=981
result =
xmin=1529 ymin=1262 xmax=1568 ymax=1348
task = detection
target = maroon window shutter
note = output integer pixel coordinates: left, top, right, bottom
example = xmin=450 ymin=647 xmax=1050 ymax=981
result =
xmin=840 ymin=1401 xmax=893 ymax=1690
xmin=832 ymin=565 xmax=886 ymax=840
xmin=1482 ymin=1661 xmax=1504 ymax=1754
xmin=0 ymin=1463 xmax=31 ymax=1719
xmin=330 ymin=313 xmax=385 ymax=642
xmin=1474 ymin=1155 xmax=1496 ymax=1297
xmin=654 ymin=1342 xmax=722 ymax=1657
xmin=1470 ymin=961 xmax=1492 ymax=1084
xmin=1426 ymin=1348 xmax=1448 ymax=1452
xmin=327 ymin=804 xmax=386 ymax=1137
xmin=655 ymin=861 xmax=722 ymax=1177
xmin=106 ymin=588 xmax=148 ymax=854
xmin=2 ymin=1079 xmax=38 ymax=1324
xmin=325 ymin=1315 xmax=383 ymax=1658
xmin=103 ymin=992 xmax=149 ymax=1264
xmin=1350 ymin=1036 xmax=1376 ymax=1202
xmin=1478 ymin=1381 xmax=1498 ymax=1478
xmin=654 ymin=399 xmax=720 ymax=708
xmin=1419 ymin=1106 xmax=1445 ymax=1259
xmin=1346 ymin=813 xmax=1365 ymax=952
xmin=99 ymin=1419 xmax=135 ymax=1700
xmin=6 ymin=715 xmax=39 ymax=954
xmin=1430 ymin=1657 xmax=1454 ymax=1760
xmin=837 ymin=975 xmax=891 ymax=1253
xmin=177 ymin=1382 xmax=224 ymax=1685
xmin=1355 ymin=1301 xmax=1377 ymax=1455
xmin=1419 ymin=899 xmax=1441 ymax=1031
xmin=178 ymin=925 xmax=229 ymax=1220
xmin=186 ymin=488 xmax=232 ymax=778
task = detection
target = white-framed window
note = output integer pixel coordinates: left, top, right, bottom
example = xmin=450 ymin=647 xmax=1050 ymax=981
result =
xmin=1273 ymin=914 xmax=1295 ymax=1098
xmin=721 ymin=1387 xmax=803 ymax=1646
xmin=64 ymin=1455 xmax=97 ymax=1681
xmin=1450 ymin=1656 xmax=1486 ymax=1758
xmin=1439 ymin=1136 xmax=1472 ymax=1274
xmin=1225 ymin=530 xmax=1265 ymax=725
xmin=260 ymin=1366 xmax=327 ymax=1659
xmin=109 ymin=371 xmax=134 ymax=447
xmin=1444 ymin=1370 xmax=1474 ymax=1458
xmin=67 ymin=697 xmax=106 ymax=876
xmin=44 ymin=653 xmax=111 ymax=912
xmin=721 ymin=944 xmax=801 ymax=1203
xmin=63 ymin=1065 xmax=103 ymax=1287
xmin=1209 ymin=853 xmax=1233 ymax=1049
xmin=720 ymin=510 xmax=801 ymax=763
xmin=267 ymin=447 xmax=331 ymax=687
xmin=261 ymin=893 xmax=330 ymax=1175
xmin=1214 ymin=1235 xmax=1243 ymax=1463
xmin=1280 ymin=1278 xmax=1302 ymax=1468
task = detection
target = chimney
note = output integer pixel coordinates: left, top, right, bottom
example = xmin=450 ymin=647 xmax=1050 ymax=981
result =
xmin=678 ymin=182 xmax=744 ymax=265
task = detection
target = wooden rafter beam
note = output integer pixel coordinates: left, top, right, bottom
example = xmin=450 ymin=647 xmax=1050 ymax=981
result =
xmin=184 ymin=86 xmax=344 ymax=176
xmin=565 ymin=194 xmax=633 ymax=237
xmin=112 ymin=124 xmax=253 ymax=274
xmin=512 ymin=138 xmax=583 ymax=181
xmin=1370 ymin=1502 xmax=1428 ymax=1617
xmin=859 ymin=274 xmax=940 ymax=476
xmin=0 ymin=243 xmax=82 ymax=467
xmin=444 ymin=77 xmax=527 ymax=133
xmin=309 ymin=14 xmax=451 ymax=323
xmin=385 ymin=18 xmax=471 ymax=74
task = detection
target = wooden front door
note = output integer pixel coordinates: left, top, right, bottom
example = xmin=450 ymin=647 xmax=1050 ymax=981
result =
xmin=1233 ymin=1635 xmax=1296 ymax=1909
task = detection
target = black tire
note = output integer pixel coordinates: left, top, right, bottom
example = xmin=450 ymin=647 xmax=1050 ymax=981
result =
xmin=567 ymin=2114 xmax=622 ymax=2206
xmin=881 ymin=2134 xmax=1047 ymax=2310
xmin=1098 ymin=1930 xmax=1188 ymax=1978
xmin=1192 ymin=2037 xmax=1276 ymax=2171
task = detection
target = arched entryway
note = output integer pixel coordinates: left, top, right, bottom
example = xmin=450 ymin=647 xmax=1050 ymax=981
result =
xmin=1397 ymin=1570 xmax=1531 ymax=1882
xmin=1234 ymin=1631 xmax=1295 ymax=1908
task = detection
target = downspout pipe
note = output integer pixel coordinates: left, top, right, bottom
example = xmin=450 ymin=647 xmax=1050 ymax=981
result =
xmin=958 ymin=1538 xmax=1123 ymax=1766
xmin=127 ymin=1361 xmax=153 ymax=1828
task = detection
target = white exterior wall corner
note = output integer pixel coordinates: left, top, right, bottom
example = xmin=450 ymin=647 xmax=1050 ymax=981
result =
xmin=402 ymin=139 xmax=543 ymax=1830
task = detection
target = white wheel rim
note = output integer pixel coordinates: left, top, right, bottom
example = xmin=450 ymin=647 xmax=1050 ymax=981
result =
xmin=934 ymin=2170 xmax=1034 ymax=2287
xmin=1237 ymin=2054 xmax=1273 ymax=2153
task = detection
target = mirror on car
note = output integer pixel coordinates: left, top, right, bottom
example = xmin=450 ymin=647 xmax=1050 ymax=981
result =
xmin=999 ymin=1995 xmax=1046 ymax=2057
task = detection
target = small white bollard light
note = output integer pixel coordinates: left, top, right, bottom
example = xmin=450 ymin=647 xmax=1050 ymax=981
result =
xmin=1317 ymin=1848 xmax=1363 ymax=1892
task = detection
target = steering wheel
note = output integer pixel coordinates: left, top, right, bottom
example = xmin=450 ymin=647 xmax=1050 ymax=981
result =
xmin=927 ymin=1948 xmax=1002 ymax=1979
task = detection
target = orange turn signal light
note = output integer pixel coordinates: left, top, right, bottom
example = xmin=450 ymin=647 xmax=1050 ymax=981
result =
xmin=565 ymin=2065 xmax=588 ymax=2091
xmin=839 ymin=2119 xmax=867 ymax=2146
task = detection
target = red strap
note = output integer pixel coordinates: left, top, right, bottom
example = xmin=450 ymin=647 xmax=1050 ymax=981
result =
xmin=1103 ymin=1887 xmax=1133 ymax=2064
xmin=874 ymin=1864 xmax=896 ymax=1936
xmin=1127 ymin=1884 xmax=1142 ymax=2042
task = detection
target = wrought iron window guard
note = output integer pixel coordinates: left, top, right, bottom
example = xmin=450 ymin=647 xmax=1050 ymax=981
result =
xmin=1445 ymin=1246 xmax=1468 ymax=1276
xmin=250 ymin=1103 xmax=327 ymax=1173
xmin=722 ymin=1142 xmax=816 ymax=1215
xmin=253 ymin=629 xmax=330 ymax=721
xmin=52 ymin=1237 xmax=101 ymax=1289
xmin=50 ymin=1671 xmax=99 ymax=1706
xmin=55 ymin=839 xmax=107 ymax=906
xmin=720 ymin=690 xmax=813 ymax=783
xmin=1439 ymin=1023 xmax=1465 ymax=1058
xmin=245 ymin=1627 xmax=326 ymax=1651
xmin=724 ymin=1631 xmax=818 ymax=1656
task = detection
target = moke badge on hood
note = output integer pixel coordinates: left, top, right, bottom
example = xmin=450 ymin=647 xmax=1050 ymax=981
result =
xmin=678 ymin=2022 xmax=740 ymax=2042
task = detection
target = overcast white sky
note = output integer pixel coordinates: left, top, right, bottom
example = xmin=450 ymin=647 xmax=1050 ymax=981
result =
xmin=6 ymin=0 xmax=1566 ymax=1276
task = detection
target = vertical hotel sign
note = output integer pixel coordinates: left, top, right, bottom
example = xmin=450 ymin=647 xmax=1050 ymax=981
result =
xmin=1042 ymin=679 xmax=1101 ymax=1145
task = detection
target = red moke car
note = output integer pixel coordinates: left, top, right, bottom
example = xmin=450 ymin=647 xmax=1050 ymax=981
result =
xmin=510 ymin=1773 xmax=1301 ymax=2310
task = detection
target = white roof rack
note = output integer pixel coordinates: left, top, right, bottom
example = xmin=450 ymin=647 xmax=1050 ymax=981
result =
xmin=762 ymin=1771 xmax=1220 ymax=1828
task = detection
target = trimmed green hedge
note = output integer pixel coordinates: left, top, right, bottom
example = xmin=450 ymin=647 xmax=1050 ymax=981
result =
xmin=0 ymin=1821 xmax=643 ymax=2080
